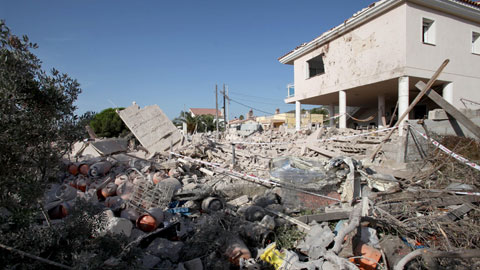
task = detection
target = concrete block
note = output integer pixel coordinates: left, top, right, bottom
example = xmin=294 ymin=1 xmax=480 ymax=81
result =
xmin=428 ymin=109 xmax=448 ymax=120
xmin=118 ymin=104 xmax=182 ymax=153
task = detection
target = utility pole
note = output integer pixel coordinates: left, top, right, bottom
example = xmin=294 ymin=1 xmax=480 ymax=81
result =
xmin=226 ymin=85 xmax=229 ymax=128
xmin=215 ymin=84 xmax=219 ymax=137
xmin=223 ymin=84 xmax=226 ymax=132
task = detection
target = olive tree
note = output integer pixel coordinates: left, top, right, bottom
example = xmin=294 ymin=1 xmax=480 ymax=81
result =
xmin=0 ymin=21 xmax=138 ymax=269
xmin=0 ymin=21 xmax=83 ymax=212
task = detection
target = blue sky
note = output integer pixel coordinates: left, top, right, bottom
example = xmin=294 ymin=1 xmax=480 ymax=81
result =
xmin=1 ymin=0 xmax=372 ymax=119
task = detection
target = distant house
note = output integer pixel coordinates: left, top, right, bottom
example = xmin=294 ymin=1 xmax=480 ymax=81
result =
xmin=189 ymin=108 xmax=222 ymax=117
xmin=279 ymin=0 xmax=480 ymax=133
xmin=257 ymin=112 xmax=324 ymax=130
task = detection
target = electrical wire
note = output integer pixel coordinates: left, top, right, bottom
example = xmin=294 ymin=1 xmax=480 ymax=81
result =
xmin=229 ymin=96 xmax=282 ymax=106
xmin=228 ymin=90 xmax=282 ymax=101
xmin=227 ymin=97 xmax=275 ymax=115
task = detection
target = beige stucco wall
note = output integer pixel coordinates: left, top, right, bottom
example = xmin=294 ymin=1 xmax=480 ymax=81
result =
xmin=405 ymin=2 xmax=480 ymax=108
xmin=288 ymin=3 xmax=407 ymax=104
xmin=257 ymin=113 xmax=324 ymax=128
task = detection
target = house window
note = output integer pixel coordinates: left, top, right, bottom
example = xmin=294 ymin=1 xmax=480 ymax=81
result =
xmin=307 ymin=54 xmax=325 ymax=78
xmin=473 ymin=31 xmax=480 ymax=54
xmin=422 ymin=18 xmax=435 ymax=45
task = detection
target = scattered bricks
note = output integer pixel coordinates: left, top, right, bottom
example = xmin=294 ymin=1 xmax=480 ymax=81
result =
xmin=350 ymin=243 xmax=381 ymax=270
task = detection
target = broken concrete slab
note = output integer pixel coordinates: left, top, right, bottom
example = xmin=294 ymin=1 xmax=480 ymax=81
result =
xmin=118 ymin=103 xmax=183 ymax=153
xmin=91 ymin=139 xmax=128 ymax=156
xmin=297 ymin=223 xmax=334 ymax=259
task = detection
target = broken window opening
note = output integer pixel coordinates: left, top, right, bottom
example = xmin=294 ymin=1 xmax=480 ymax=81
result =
xmin=472 ymin=31 xmax=480 ymax=54
xmin=307 ymin=54 xmax=325 ymax=78
xmin=422 ymin=18 xmax=435 ymax=45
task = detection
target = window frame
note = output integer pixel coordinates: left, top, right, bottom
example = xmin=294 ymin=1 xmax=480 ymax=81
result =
xmin=472 ymin=31 xmax=480 ymax=55
xmin=306 ymin=54 xmax=325 ymax=79
xmin=422 ymin=17 xmax=436 ymax=45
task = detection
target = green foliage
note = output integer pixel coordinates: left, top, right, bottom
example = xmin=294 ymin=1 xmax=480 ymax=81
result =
xmin=287 ymin=107 xmax=328 ymax=115
xmin=274 ymin=225 xmax=305 ymax=250
xmin=173 ymin=111 xmax=219 ymax=134
xmin=89 ymin=108 xmax=129 ymax=138
xmin=0 ymin=21 xmax=84 ymax=212
xmin=0 ymin=200 xmax=139 ymax=269
xmin=310 ymin=106 xmax=329 ymax=115
xmin=239 ymin=115 xmax=244 ymax=120
xmin=0 ymin=21 xmax=137 ymax=269
xmin=77 ymin=111 xmax=97 ymax=137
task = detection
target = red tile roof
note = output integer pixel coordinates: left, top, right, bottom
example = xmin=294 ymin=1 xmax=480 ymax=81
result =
xmin=456 ymin=0 xmax=480 ymax=7
xmin=189 ymin=108 xmax=222 ymax=116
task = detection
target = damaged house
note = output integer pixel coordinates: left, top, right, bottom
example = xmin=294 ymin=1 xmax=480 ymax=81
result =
xmin=279 ymin=0 xmax=480 ymax=134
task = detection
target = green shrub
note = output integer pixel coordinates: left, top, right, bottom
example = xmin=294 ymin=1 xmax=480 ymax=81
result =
xmin=89 ymin=108 xmax=129 ymax=138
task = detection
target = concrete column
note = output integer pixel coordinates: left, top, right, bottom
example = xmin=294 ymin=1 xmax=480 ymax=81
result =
xmin=329 ymin=103 xmax=335 ymax=127
xmin=339 ymin=90 xmax=346 ymax=129
xmin=398 ymin=76 xmax=409 ymax=136
xmin=295 ymin=101 xmax=301 ymax=131
xmin=443 ymin=82 xmax=453 ymax=104
xmin=378 ymin=95 xmax=386 ymax=128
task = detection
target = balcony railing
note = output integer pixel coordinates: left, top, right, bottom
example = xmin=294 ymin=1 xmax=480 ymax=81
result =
xmin=287 ymin=83 xmax=294 ymax=98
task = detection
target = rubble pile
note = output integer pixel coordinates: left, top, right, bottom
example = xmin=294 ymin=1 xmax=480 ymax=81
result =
xmin=40 ymin=104 xmax=480 ymax=269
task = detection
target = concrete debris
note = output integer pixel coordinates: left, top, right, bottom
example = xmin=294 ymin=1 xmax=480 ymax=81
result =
xmin=146 ymin=237 xmax=184 ymax=262
xmin=297 ymin=222 xmax=335 ymax=259
xmin=118 ymin=103 xmax=183 ymax=153
xmin=102 ymin=210 xmax=133 ymax=237
xmin=43 ymin=106 xmax=480 ymax=269
xmin=91 ymin=138 xmax=128 ymax=156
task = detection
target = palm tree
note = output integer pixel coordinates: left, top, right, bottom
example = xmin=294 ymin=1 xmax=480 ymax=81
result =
xmin=173 ymin=111 xmax=199 ymax=134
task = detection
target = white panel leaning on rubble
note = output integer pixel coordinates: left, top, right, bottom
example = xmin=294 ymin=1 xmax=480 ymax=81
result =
xmin=118 ymin=103 xmax=182 ymax=153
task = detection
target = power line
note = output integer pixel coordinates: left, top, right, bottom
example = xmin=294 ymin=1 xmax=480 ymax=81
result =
xmin=228 ymin=90 xmax=282 ymax=101
xmin=227 ymin=97 xmax=274 ymax=115
xmin=231 ymin=96 xmax=282 ymax=106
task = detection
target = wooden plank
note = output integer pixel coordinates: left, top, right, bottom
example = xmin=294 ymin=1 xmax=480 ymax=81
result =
xmin=415 ymin=81 xmax=480 ymax=139
xmin=370 ymin=59 xmax=450 ymax=161
xmin=296 ymin=211 xmax=351 ymax=223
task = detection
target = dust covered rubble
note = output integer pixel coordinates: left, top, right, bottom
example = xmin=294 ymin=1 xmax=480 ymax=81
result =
xmin=40 ymin=109 xmax=480 ymax=269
